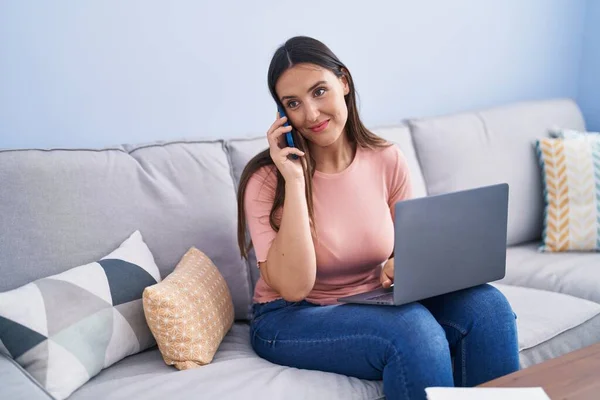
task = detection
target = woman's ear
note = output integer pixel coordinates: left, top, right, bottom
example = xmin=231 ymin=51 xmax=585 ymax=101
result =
xmin=340 ymin=69 xmax=350 ymax=95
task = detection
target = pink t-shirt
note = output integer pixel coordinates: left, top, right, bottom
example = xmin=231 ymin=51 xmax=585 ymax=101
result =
xmin=244 ymin=143 xmax=413 ymax=305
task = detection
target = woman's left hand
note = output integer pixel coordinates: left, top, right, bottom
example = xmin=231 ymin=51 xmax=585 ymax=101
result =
xmin=380 ymin=258 xmax=394 ymax=289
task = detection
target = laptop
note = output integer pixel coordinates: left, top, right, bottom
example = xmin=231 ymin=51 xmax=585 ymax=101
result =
xmin=338 ymin=183 xmax=509 ymax=306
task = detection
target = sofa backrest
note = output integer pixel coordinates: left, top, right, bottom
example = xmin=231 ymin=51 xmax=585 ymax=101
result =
xmin=0 ymin=98 xmax=585 ymax=321
xmin=407 ymin=98 xmax=585 ymax=246
xmin=0 ymin=141 xmax=253 ymax=320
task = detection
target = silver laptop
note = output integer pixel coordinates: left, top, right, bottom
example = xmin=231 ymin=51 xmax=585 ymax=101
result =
xmin=338 ymin=183 xmax=509 ymax=306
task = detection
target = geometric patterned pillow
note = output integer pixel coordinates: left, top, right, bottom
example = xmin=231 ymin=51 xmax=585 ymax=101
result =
xmin=535 ymin=135 xmax=600 ymax=252
xmin=0 ymin=230 xmax=161 ymax=400
xmin=143 ymin=247 xmax=234 ymax=370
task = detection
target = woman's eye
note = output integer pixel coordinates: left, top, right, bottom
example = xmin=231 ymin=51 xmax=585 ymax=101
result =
xmin=287 ymin=101 xmax=299 ymax=109
xmin=315 ymin=88 xmax=326 ymax=97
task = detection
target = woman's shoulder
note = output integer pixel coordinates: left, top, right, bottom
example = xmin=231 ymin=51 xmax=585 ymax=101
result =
xmin=360 ymin=143 xmax=411 ymax=185
xmin=246 ymin=164 xmax=278 ymax=198
xmin=361 ymin=142 xmax=404 ymax=166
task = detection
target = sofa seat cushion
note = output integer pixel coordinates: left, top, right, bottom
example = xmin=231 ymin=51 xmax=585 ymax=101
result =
xmin=499 ymin=242 xmax=600 ymax=303
xmin=69 ymin=323 xmax=384 ymax=400
xmin=493 ymin=283 xmax=600 ymax=368
xmin=70 ymin=285 xmax=600 ymax=399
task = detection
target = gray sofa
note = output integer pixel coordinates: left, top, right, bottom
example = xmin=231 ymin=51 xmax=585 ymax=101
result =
xmin=2 ymin=98 xmax=599 ymax=400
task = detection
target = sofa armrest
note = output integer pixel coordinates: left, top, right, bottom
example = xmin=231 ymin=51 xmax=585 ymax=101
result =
xmin=0 ymin=353 xmax=53 ymax=400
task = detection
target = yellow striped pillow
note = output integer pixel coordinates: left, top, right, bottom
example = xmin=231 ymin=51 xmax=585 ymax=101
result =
xmin=536 ymin=135 xmax=600 ymax=252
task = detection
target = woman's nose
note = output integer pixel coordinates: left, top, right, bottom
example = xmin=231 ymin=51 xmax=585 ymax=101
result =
xmin=305 ymin=102 xmax=320 ymax=123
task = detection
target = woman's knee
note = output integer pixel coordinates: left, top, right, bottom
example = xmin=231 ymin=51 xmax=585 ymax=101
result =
xmin=470 ymin=285 xmax=516 ymax=319
xmin=458 ymin=285 xmax=517 ymax=338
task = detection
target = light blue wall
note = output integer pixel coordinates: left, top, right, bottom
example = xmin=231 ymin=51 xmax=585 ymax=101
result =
xmin=0 ymin=0 xmax=588 ymax=149
xmin=578 ymin=0 xmax=600 ymax=131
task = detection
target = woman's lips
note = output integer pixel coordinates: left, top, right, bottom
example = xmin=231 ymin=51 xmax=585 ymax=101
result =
xmin=310 ymin=120 xmax=330 ymax=133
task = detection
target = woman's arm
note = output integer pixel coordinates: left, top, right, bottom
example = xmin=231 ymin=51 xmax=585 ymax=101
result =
xmin=260 ymin=180 xmax=316 ymax=302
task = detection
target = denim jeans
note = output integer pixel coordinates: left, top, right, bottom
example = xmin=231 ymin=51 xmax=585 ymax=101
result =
xmin=250 ymin=284 xmax=519 ymax=400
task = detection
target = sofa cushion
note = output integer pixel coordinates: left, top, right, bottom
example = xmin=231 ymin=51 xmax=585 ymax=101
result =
xmin=143 ymin=247 xmax=234 ymax=370
xmin=518 ymin=311 xmax=600 ymax=369
xmin=0 ymin=140 xmax=252 ymax=321
xmin=408 ymin=98 xmax=586 ymax=246
xmin=68 ymin=285 xmax=600 ymax=400
xmin=493 ymin=283 xmax=600 ymax=368
xmin=499 ymin=242 xmax=600 ymax=304
xmin=225 ymin=137 xmax=269 ymax=190
xmin=0 ymin=231 xmax=160 ymax=400
xmin=69 ymin=324 xmax=384 ymax=400
xmin=535 ymin=135 xmax=600 ymax=252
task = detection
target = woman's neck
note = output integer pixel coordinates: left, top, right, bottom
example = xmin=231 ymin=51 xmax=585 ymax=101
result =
xmin=310 ymin=132 xmax=356 ymax=174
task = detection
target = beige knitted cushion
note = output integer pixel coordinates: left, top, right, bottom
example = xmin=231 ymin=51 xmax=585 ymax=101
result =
xmin=142 ymin=247 xmax=234 ymax=370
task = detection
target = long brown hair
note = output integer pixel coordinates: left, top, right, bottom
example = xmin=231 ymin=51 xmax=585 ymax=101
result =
xmin=237 ymin=36 xmax=391 ymax=260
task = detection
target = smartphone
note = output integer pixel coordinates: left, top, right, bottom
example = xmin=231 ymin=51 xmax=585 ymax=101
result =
xmin=277 ymin=104 xmax=296 ymax=148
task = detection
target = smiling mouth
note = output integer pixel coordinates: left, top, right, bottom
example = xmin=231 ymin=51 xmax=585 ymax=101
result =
xmin=309 ymin=120 xmax=330 ymax=133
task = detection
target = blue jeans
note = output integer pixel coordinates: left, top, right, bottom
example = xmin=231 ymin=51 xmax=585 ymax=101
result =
xmin=250 ymin=284 xmax=519 ymax=400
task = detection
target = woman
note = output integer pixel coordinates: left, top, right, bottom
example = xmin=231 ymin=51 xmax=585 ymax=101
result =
xmin=236 ymin=36 xmax=519 ymax=400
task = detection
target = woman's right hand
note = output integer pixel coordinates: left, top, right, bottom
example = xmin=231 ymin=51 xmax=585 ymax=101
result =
xmin=267 ymin=114 xmax=306 ymax=182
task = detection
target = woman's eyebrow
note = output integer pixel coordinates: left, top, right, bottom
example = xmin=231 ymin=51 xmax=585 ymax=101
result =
xmin=280 ymin=80 xmax=327 ymax=102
